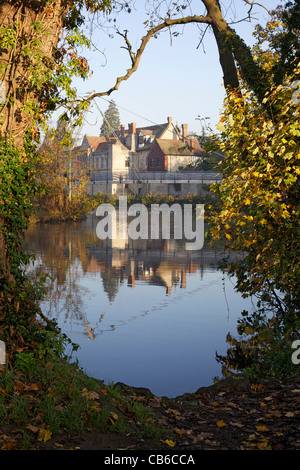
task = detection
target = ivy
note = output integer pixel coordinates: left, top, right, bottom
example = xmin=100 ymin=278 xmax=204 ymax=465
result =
xmin=0 ymin=135 xmax=39 ymax=278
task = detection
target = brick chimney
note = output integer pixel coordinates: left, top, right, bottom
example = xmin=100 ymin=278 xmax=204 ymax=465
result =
xmin=167 ymin=117 xmax=172 ymax=125
xmin=120 ymin=125 xmax=125 ymax=136
xmin=128 ymin=122 xmax=136 ymax=134
xmin=182 ymin=124 xmax=188 ymax=138
xmin=126 ymin=123 xmax=137 ymax=150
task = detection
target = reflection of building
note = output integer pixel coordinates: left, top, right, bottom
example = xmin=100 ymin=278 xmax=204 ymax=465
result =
xmin=84 ymin=232 xmax=228 ymax=297
xmin=25 ymin=215 xmax=244 ymax=314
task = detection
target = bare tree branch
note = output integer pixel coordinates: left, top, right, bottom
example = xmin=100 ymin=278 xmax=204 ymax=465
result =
xmin=73 ymin=0 xmax=272 ymax=113
xmin=242 ymin=0 xmax=271 ymax=16
xmin=79 ymin=14 xmax=212 ymax=106
xmin=116 ymin=29 xmax=136 ymax=66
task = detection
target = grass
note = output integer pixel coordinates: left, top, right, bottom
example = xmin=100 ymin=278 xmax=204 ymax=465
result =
xmin=0 ymin=354 xmax=168 ymax=450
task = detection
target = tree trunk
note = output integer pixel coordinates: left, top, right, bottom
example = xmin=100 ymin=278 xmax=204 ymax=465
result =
xmin=0 ymin=1 xmax=69 ymax=283
xmin=0 ymin=1 xmax=69 ymax=148
xmin=211 ymin=23 xmax=240 ymax=93
xmin=202 ymin=0 xmax=269 ymax=100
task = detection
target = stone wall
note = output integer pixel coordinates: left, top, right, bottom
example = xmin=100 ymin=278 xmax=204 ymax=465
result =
xmin=87 ymin=181 xmax=213 ymax=197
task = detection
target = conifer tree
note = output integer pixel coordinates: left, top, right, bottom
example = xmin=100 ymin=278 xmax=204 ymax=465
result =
xmin=100 ymin=100 xmax=121 ymax=137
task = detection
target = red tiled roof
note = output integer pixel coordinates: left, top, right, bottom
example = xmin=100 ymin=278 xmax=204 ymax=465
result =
xmin=85 ymin=136 xmax=107 ymax=151
xmin=95 ymin=138 xmax=129 ymax=153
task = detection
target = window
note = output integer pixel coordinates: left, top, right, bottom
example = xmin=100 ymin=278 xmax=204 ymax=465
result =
xmin=156 ymin=157 xmax=160 ymax=168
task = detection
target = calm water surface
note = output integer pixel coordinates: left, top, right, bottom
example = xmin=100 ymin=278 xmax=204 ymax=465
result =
xmin=24 ymin=213 xmax=254 ymax=397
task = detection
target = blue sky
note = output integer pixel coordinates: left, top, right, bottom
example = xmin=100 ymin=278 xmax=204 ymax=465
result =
xmin=68 ymin=0 xmax=279 ymax=141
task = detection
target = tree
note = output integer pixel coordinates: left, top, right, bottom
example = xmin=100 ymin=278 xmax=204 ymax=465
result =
xmin=81 ymin=1 xmax=299 ymax=116
xmin=208 ymin=61 xmax=300 ymax=379
xmin=0 ymin=1 xmax=112 ymax=283
xmin=100 ymin=99 xmax=121 ymax=137
xmin=36 ymin=120 xmax=89 ymax=221
xmin=0 ymin=0 xmax=120 ymax=362
xmin=0 ymin=0 xmax=298 ymax=364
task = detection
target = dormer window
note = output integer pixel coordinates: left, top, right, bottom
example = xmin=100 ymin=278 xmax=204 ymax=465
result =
xmin=138 ymin=132 xmax=144 ymax=147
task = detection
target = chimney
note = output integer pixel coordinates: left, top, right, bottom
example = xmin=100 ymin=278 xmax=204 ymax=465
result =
xmin=121 ymin=125 xmax=125 ymax=136
xmin=182 ymin=124 xmax=188 ymax=138
xmin=128 ymin=122 xmax=136 ymax=134
xmin=127 ymin=123 xmax=137 ymax=150
xmin=167 ymin=117 xmax=172 ymax=125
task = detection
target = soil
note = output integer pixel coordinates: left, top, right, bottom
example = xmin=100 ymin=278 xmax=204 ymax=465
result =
xmin=30 ymin=376 xmax=300 ymax=451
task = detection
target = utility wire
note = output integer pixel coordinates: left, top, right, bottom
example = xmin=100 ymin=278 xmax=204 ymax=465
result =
xmin=98 ymin=96 xmax=182 ymax=138
xmin=101 ymin=97 xmax=194 ymax=145
xmin=94 ymin=100 xmax=140 ymax=180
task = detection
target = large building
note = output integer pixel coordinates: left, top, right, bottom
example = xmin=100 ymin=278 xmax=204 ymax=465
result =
xmin=76 ymin=116 xmax=207 ymax=195
xmin=80 ymin=117 xmax=205 ymax=175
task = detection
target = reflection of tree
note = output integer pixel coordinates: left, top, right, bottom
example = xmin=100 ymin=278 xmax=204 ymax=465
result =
xmin=100 ymin=270 xmax=120 ymax=302
xmin=44 ymin=270 xmax=86 ymax=325
xmin=23 ymin=220 xmax=102 ymax=324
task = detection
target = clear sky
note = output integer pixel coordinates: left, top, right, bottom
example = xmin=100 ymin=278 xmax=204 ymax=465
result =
xmin=66 ymin=0 xmax=280 ymax=142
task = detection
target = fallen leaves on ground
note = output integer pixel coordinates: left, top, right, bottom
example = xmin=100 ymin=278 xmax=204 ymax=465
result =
xmin=1 ymin=376 xmax=299 ymax=450
xmin=120 ymin=376 xmax=300 ymax=451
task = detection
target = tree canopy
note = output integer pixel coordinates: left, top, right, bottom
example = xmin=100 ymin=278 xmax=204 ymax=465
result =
xmin=207 ymin=8 xmax=300 ymax=379
xmin=100 ymin=99 xmax=121 ymax=137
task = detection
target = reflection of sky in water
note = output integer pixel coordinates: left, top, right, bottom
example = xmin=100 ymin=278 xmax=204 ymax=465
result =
xmin=24 ymin=216 xmax=255 ymax=397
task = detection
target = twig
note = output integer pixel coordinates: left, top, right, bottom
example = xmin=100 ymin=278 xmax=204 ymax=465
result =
xmin=242 ymin=0 xmax=271 ymax=16
xmin=76 ymin=14 xmax=211 ymax=107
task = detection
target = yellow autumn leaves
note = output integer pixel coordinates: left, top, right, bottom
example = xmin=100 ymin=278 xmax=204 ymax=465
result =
xmin=38 ymin=428 xmax=52 ymax=443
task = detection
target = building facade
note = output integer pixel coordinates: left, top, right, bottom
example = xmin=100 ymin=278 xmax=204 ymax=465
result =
xmin=77 ymin=116 xmax=206 ymax=195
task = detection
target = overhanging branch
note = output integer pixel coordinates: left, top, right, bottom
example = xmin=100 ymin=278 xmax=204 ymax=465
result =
xmin=242 ymin=0 xmax=271 ymax=17
xmin=79 ymin=14 xmax=211 ymax=106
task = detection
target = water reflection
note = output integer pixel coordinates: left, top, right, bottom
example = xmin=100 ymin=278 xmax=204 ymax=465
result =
xmin=24 ymin=213 xmax=251 ymax=397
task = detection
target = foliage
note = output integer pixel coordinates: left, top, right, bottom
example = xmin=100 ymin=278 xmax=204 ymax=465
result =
xmin=252 ymin=1 xmax=300 ymax=86
xmin=0 ymin=1 xmax=121 ymax=366
xmin=209 ymin=65 xmax=300 ymax=380
xmin=0 ymin=135 xmax=38 ymax=277
xmin=85 ymin=190 xmax=214 ymax=210
xmin=216 ymin=309 xmax=300 ymax=381
xmin=34 ymin=121 xmax=90 ymax=221
xmin=198 ymin=151 xmax=224 ymax=171
xmin=100 ymin=100 xmax=121 ymax=137
xmin=0 ymin=2 xmax=114 ymax=143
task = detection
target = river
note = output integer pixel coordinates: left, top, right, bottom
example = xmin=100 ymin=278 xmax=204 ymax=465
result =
xmin=23 ymin=212 xmax=254 ymax=397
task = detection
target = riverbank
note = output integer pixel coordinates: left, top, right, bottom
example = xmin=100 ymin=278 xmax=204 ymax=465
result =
xmin=1 ymin=356 xmax=299 ymax=451
xmin=31 ymin=190 xmax=217 ymax=224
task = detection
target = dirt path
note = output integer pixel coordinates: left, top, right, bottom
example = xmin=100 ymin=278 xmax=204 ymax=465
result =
xmin=33 ymin=377 xmax=300 ymax=451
